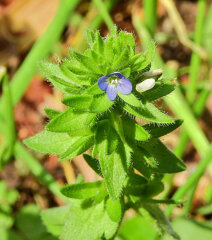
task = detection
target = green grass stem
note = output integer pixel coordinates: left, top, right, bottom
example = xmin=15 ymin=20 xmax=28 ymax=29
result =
xmin=0 ymin=0 xmax=81 ymax=111
xmin=14 ymin=141 xmax=68 ymax=203
xmin=143 ymin=0 xmax=157 ymax=36
xmin=166 ymin=144 xmax=212 ymax=216
xmin=187 ymin=0 xmax=206 ymax=103
xmin=93 ymin=0 xmax=114 ymax=31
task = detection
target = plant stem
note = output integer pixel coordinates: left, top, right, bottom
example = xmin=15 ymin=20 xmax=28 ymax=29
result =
xmin=0 ymin=0 xmax=81 ymax=111
xmin=14 ymin=141 xmax=68 ymax=203
xmin=187 ymin=0 xmax=206 ymax=103
xmin=143 ymin=0 xmax=157 ymax=36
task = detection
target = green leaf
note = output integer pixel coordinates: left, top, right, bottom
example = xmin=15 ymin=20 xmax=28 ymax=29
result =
xmin=46 ymin=108 xmax=96 ymax=133
xmin=106 ymin=197 xmax=123 ymax=223
xmin=122 ymin=116 xmax=150 ymax=141
xmin=16 ymin=204 xmax=57 ymax=240
xmin=142 ymin=81 xmax=175 ymax=101
xmin=89 ymin=94 xmax=114 ymax=113
xmin=140 ymin=203 xmax=180 ymax=239
xmin=118 ymin=216 xmax=158 ymax=240
xmin=140 ymin=139 xmax=186 ymax=173
xmin=112 ymin=48 xmax=129 ymax=70
xmin=61 ymin=181 xmax=103 ymax=199
xmin=83 ymin=154 xmax=102 ymax=177
xmin=60 ymin=135 xmax=94 ymax=161
xmin=132 ymin=146 xmax=154 ymax=178
xmin=69 ymin=49 xmax=101 ymax=73
xmin=41 ymin=205 xmax=70 ymax=237
xmin=44 ymin=108 xmax=61 ymax=119
xmin=98 ymin=136 xmax=131 ymax=199
xmin=166 ymin=218 xmax=212 ymax=240
xmin=38 ymin=61 xmax=76 ymax=92
xmin=105 ymin=126 xmax=119 ymax=155
xmin=62 ymin=95 xmax=93 ymax=110
xmin=85 ymin=83 xmax=104 ymax=95
xmin=24 ymin=130 xmax=80 ymax=155
xmin=143 ymin=119 xmax=183 ymax=138
xmin=124 ymin=102 xmax=174 ymax=124
xmin=118 ymin=92 xmax=141 ymax=108
xmin=62 ymin=200 xmax=118 ymax=240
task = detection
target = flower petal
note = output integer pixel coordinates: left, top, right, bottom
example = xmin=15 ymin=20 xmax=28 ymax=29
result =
xmin=98 ymin=76 xmax=109 ymax=90
xmin=117 ymin=77 xmax=132 ymax=94
xmin=106 ymin=85 xmax=117 ymax=101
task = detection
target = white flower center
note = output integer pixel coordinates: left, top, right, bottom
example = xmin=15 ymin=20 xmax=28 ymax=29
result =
xmin=108 ymin=78 xmax=120 ymax=87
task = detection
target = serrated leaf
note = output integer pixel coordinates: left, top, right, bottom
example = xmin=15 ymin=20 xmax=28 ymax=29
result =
xmin=24 ymin=130 xmax=80 ymax=155
xmin=140 ymin=139 xmax=186 ymax=173
xmin=94 ymin=31 xmax=104 ymax=54
xmin=41 ymin=205 xmax=70 ymax=237
xmin=106 ymin=197 xmax=123 ymax=223
xmin=60 ymin=135 xmax=94 ymax=161
xmin=143 ymin=119 xmax=183 ymax=138
xmin=83 ymin=154 xmax=102 ymax=177
xmin=44 ymin=108 xmax=61 ymax=119
xmin=62 ymin=200 xmax=118 ymax=240
xmin=122 ymin=116 xmax=150 ymax=141
xmin=124 ymin=102 xmax=174 ymax=124
xmin=46 ymin=108 xmax=96 ymax=133
xmin=61 ymin=181 xmax=103 ymax=199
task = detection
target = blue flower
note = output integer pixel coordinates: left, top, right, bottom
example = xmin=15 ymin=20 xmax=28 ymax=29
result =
xmin=97 ymin=72 xmax=132 ymax=101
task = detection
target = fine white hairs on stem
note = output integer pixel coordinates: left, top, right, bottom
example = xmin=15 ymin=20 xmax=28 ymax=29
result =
xmin=136 ymin=78 xmax=156 ymax=93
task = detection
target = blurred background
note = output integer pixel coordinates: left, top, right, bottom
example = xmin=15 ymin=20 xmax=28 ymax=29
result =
xmin=0 ymin=0 xmax=212 ymax=239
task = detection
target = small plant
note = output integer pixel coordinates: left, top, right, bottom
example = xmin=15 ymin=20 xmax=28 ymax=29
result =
xmin=24 ymin=27 xmax=186 ymax=240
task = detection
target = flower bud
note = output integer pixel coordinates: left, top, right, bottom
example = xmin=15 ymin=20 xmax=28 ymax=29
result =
xmin=136 ymin=78 xmax=155 ymax=93
xmin=142 ymin=69 xmax=163 ymax=78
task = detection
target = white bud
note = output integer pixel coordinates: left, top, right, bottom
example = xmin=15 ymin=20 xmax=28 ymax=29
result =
xmin=142 ymin=69 xmax=163 ymax=78
xmin=136 ymin=78 xmax=155 ymax=93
